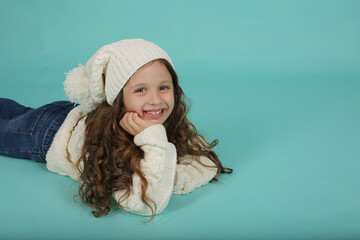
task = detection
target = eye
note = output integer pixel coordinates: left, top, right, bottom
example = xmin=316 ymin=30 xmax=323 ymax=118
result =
xmin=160 ymin=85 xmax=170 ymax=90
xmin=135 ymin=88 xmax=146 ymax=93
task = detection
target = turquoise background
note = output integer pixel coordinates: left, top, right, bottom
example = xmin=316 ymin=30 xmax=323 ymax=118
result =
xmin=1 ymin=0 xmax=360 ymax=239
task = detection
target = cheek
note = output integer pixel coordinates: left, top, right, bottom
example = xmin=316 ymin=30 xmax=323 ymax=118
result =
xmin=124 ymin=96 xmax=143 ymax=116
xmin=167 ymin=93 xmax=175 ymax=113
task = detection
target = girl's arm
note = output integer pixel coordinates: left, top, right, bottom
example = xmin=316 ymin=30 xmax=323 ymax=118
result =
xmin=173 ymin=155 xmax=218 ymax=195
xmin=112 ymin=124 xmax=177 ymax=216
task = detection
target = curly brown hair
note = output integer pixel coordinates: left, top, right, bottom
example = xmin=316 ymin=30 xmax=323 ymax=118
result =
xmin=75 ymin=59 xmax=232 ymax=219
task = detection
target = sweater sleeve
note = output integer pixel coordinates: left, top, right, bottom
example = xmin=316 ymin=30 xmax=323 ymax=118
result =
xmin=172 ymin=155 xmax=218 ymax=195
xmin=112 ymin=124 xmax=177 ymax=216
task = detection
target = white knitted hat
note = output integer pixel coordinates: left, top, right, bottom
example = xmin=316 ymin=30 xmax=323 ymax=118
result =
xmin=63 ymin=39 xmax=174 ymax=112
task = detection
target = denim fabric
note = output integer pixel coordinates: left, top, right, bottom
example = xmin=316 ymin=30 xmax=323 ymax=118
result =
xmin=0 ymin=98 xmax=76 ymax=163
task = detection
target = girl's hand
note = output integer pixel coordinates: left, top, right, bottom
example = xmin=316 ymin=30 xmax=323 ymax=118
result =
xmin=119 ymin=112 xmax=155 ymax=136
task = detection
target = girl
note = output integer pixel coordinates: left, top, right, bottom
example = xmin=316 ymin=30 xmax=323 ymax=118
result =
xmin=0 ymin=39 xmax=232 ymax=220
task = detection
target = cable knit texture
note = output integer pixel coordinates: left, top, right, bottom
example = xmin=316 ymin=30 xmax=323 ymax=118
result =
xmin=46 ymin=106 xmax=217 ymax=216
xmin=173 ymin=155 xmax=218 ymax=195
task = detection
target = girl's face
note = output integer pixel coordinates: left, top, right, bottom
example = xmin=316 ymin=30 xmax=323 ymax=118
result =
xmin=122 ymin=60 xmax=175 ymax=125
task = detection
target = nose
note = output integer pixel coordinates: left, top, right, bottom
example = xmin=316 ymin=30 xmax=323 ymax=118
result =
xmin=148 ymin=89 xmax=162 ymax=106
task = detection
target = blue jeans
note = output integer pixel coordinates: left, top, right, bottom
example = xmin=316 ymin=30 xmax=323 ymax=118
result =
xmin=0 ymin=98 xmax=76 ymax=163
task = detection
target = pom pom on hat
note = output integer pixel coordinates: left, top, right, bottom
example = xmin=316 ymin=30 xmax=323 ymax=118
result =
xmin=63 ymin=39 xmax=173 ymax=113
xmin=63 ymin=64 xmax=91 ymax=112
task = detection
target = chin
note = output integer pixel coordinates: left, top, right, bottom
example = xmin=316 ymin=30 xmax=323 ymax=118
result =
xmin=147 ymin=119 xmax=165 ymax=124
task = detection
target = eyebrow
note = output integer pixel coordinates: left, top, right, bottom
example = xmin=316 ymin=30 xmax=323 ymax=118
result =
xmin=128 ymin=80 xmax=172 ymax=89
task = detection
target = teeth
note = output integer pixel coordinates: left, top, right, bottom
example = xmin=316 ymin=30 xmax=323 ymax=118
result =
xmin=147 ymin=110 xmax=162 ymax=114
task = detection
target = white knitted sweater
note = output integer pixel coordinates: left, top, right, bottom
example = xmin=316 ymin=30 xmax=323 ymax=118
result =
xmin=46 ymin=106 xmax=218 ymax=216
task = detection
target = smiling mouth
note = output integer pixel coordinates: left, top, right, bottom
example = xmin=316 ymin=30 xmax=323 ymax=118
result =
xmin=143 ymin=109 xmax=165 ymax=119
xmin=145 ymin=109 xmax=163 ymax=114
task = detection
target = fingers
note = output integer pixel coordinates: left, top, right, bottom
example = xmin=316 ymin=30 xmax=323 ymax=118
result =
xmin=120 ymin=112 xmax=137 ymax=136
xmin=119 ymin=112 xmax=132 ymax=135
xmin=131 ymin=112 xmax=153 ymax=129
xmin=119 ymin=112 xmax=147 ymax=136
xmin=128 ymin=113 xmax=143 ymax=134
xmin=119 ymin=112 xmax=157 ymax=136
xmin=132 ymin=113 xmax=154 ymax=130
